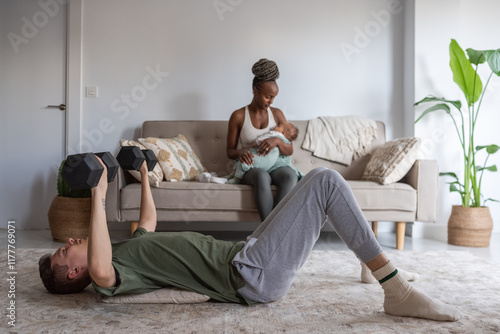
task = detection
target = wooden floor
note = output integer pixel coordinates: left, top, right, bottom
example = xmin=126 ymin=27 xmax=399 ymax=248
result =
xmin=2 ymin=229 xmax=499 ymax=264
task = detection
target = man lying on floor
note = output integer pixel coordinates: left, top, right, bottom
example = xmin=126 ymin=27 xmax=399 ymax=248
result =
xmin=39 ymin=158 xmax=462 ymax=321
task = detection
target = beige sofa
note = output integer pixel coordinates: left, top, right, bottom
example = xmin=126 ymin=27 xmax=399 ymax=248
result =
xmin=105 ymin=120 xmax=438 ymax=250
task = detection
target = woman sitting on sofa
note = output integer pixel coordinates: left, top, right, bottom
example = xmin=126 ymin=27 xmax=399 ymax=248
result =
xmin=226 ymin=58 xmax=298 ymax=221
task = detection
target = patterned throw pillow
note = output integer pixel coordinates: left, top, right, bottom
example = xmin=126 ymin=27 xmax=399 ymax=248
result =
xmin=138 ymin=135 xmax=207 ymax=182
xmin=119 ymin=140 xmax=164 ymax=187
xmin=361 ymin=137 xmax=421 ymax=185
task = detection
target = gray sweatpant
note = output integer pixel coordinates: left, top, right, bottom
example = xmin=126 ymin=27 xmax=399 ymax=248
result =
xmin=232 ymin=167 xmax=383 ymax=303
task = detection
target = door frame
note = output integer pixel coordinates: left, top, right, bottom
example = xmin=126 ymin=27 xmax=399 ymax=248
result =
xmin=66 ymin=0 xmax=82 ymax=155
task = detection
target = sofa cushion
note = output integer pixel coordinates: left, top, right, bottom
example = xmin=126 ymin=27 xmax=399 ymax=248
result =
xmin=361 ymin=137 xmax=420 ymax=185
xmin=120 ymin=139 xmax=164 ymax=187
xmin=121 ymin=182 xmax=261 ymax=212
xmin=348 ymin=180 xmax=417 ymax=212
xmin=121 ymin=180 xmax=416 ymax=215
xmin=139 ymin=135 xmax=207 ymax=182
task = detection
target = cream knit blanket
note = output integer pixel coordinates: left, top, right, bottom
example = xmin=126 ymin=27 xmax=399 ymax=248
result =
xmin=301 ymin=116 xmax=378 ymax=165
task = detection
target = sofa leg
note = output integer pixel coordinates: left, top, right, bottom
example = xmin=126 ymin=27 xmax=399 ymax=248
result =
xmin=371 ymin=221 xmax=378 ymax=238
xmin=396 ymin=221 xmax=406 ymax=250
xmin=131 ymin=221 xmax=139 ymax=237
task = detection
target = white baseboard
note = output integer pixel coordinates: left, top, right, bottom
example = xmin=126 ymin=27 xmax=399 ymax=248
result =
xmin=410 ymin=223 xmax=448 ymax=242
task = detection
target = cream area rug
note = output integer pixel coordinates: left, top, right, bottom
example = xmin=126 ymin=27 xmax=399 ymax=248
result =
xmin=2 ymin=249 xmax=500 ymax=333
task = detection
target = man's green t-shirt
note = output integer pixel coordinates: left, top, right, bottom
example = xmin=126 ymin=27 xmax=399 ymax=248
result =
xmin=92 ymin=228 xmax=252 ymax=304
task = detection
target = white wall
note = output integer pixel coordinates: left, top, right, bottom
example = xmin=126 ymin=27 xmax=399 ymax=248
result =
xmin=414 ymin=0 xmax=500 ymax=239
xmin=0 ymin=0 xmax=419 ymax=231
xmin=78 ymin=0 xmax=406 ymax=155
xmin=75 ymin=0 xmax=405 ymax=234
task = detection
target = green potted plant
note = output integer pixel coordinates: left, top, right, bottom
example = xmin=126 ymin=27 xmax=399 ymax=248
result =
xmin=47 ymin=160 xmax=92 ymax=242
xmin=415 ymin=39 xmax=499 ymax=247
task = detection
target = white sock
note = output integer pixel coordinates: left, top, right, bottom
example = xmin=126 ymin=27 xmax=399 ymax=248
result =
xmin=198 ymin=172 xmax=211 ymax=183
xmin=372 ymin=261 xmax=462 ymax=321
xmin=198 ymin=172 xmax=227 ymax=184
xmin=210 ymin=176 xmax=227 ymax=184
xmin=360 ymin=262 xmax=419 ymax=284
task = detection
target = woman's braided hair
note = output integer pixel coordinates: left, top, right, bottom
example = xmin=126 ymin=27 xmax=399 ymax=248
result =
xmin=252 ymin=58 xmax=279 ymax=90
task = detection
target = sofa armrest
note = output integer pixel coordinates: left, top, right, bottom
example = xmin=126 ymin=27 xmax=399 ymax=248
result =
xmin=105 ymin=169 xmax=125 ymax=223
xmin=404 ymin=159 xmax=439 ymax=222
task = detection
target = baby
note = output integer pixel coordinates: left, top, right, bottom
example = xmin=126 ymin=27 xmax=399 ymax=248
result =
xmin=229 ymin=122 xmax=299 ymax=183
xmin=252 ymin=122 xmax=298 ymax=150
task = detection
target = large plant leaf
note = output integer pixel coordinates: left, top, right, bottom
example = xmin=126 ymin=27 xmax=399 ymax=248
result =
xmin=484 ymin=49 xmax=500 ymax=75
xmin=449 ymin=184 xmax=464 ymax=195
xmin=446 ymin=181 xmax=464 ymax=192
xmin=477 ymin=165 xmax=498 ymax=172
xmin=484 ymin=198 xmax=499 ymax=205
xmin=440 ymin=172 xmax=460 ymax=181
xmin=414 ymin=96 xmax=462 ymax=110
xmin=487 ymin=144 xmax=500 ymax=154
xmin=477 ymin=144 xmax=500 ymax=154
xmin=449 ymin=39 xmax=483 ymax=106
xmin=466 ymin=48 xmax=486 ymax=65
xmin=415 ymin=103 xmax=451 ymax=123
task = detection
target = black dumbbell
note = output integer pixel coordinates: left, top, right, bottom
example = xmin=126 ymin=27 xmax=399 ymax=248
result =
xmin=116 ymin=146 xmax=158 ymax=171
xmin=61 ymin=152 xmax=119 ymax=190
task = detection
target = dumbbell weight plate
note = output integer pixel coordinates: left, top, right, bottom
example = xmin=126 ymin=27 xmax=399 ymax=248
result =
xmin=142 ymin=149 xmax=158 ymax=171
xmin=95 ymin=152 xmax=119 ymax=183
xmin=61 ymin=153 xmax=104 ymax=190
xmin=116 ymin=146 xmax=145 ymax=170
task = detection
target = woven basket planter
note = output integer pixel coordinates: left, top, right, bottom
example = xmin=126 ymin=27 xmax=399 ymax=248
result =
xmin=448 ymin=205 xmax=493 ymax=247
xmin=47 ymin=196 xmax=91 ymax=242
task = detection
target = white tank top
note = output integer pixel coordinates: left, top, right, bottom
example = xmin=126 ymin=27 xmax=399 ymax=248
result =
xmin=238 ymin=106 xmax=277 ymax=150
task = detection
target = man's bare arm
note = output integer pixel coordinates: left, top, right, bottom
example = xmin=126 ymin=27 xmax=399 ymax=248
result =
xmin=138 ymin=162 xmax=157 ymax=232
xmin=87 ymin=159 xmax=116 ymax=288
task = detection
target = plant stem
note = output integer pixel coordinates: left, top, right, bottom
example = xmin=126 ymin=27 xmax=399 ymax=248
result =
xmin=470 ymin=130 xmax=479 ymax=207
xmin=470 ymin=99 xmax=477 ymax=207
xmin=475 ymin=72 xmax=493 ymax=125
xmin=478 ymin=153 xmax=491 ymax=206
xmin=475 ymin=74 xmax=494 ymax=207
xmin=463 ymin=97 xmax=476 ymax=208
xmin=450 ymin=112 xmax=465 ymax=149
xmin=464 ymin=143 xmax=471 ymax=207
